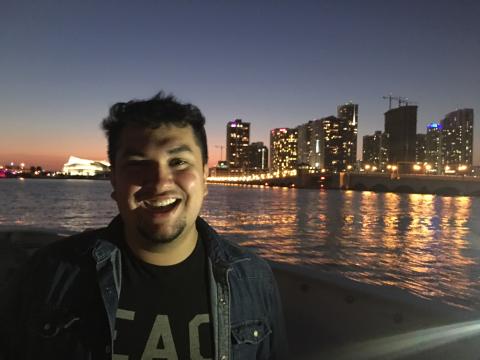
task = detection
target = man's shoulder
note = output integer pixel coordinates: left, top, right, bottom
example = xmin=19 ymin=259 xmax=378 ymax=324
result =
xmin=218 ymin=236 xmax=267 ymax=263
xmin=32 ymin=227 xmax=104 ymax=264
xmin=197 ymin=217 xmax=271 ymax=268
xmin=211 ymin=234 xmax=275 ymax=282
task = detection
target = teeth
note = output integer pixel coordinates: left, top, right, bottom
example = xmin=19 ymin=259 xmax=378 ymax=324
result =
xmin=144 ymin=198 xmax=177 ymax=208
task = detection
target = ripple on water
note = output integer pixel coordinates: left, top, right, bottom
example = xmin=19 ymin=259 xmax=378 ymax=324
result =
xmin=2 ymin=181 xmax=480 ymax=309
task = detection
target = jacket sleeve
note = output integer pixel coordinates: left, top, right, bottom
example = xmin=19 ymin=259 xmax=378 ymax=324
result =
xmin=268 ymin=266 xmax=290 ymax=360
xmin=0 ymin=246 xmax=49 ymax=360
xmin=0 ymin=258 xmax=31 ymax=360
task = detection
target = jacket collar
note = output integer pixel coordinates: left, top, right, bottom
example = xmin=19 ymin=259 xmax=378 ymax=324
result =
xmin=195 ymin=217 xmax=251 ymax=267
xmin=92 ymin=215 xmax=250 ymax=267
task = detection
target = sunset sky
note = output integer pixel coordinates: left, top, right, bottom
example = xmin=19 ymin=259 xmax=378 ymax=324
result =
xmin=1 ymin=0 xmax=479 ymax=170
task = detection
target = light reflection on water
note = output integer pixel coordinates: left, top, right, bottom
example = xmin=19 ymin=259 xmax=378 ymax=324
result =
xmin=1 ymin=179 xmax=480 ymax=309
xmin=0 ymin=179 xmax=117 ymax=231
xmin=203 ymin=184 xmax=480 ymax=310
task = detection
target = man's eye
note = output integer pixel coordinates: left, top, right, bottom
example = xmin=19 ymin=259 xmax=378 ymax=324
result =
xmin=170 ymin=158 xmax=188 ymax=167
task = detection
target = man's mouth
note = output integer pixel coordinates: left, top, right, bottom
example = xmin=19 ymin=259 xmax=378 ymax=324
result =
xmin=143 ymin=198 xmax=181 ymax=213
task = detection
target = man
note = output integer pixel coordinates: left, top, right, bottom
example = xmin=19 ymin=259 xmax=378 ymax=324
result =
xmin=0 ymin=92 xmax=287 ymax=359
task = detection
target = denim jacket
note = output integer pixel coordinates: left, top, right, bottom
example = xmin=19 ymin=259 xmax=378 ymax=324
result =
xmin=1 ymin=216 xmax=288 ymax=360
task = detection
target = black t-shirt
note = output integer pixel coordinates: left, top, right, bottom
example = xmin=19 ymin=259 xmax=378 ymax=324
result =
xmin=113 ymin=237 xmax=213 ymax=360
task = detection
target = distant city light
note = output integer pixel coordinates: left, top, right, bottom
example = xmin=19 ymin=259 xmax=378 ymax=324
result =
xmin=427 ymin=122 xmax=442 ymax=130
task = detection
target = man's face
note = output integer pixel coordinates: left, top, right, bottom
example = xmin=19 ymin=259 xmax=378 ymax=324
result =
xmin=111 ymin=124 xmax=208 ymax=246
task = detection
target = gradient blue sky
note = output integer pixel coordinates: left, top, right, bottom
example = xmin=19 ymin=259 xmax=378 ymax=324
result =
xmin=1 ymin=0 xmax=479 ymax=169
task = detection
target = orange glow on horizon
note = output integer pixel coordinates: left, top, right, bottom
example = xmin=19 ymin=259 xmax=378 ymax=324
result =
xmin=0 ymin=140 xmax=224 ymax=171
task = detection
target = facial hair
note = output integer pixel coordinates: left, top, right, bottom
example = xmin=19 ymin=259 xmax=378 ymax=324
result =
xmin=137 ymin=217 xmax=187 ymax=244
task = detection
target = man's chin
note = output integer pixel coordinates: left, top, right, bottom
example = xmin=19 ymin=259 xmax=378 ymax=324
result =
xmin=137 ymin=224 xmax=185 ymax=245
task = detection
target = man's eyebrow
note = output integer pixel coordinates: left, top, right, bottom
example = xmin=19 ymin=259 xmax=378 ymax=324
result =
xmin=168 ymin=145 xmax=193 ymax=155
xmin=121 ymin=149 xmax=146 ymax=158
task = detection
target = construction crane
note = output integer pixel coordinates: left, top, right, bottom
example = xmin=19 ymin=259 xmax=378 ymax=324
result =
xmin=382 ymin=95 xmax=417 ymax=109
xmin=215 ymin=145 xmax=224 ymax=161
xmin=382 ymin=95 xmax=402 ymax=110
xmin=399 ymin=98 xmax=417 ymax=107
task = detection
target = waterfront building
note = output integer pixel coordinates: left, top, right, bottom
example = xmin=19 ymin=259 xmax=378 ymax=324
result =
xmin=226 ymin=119 xmax=250 ymax=173
xmin=384 ymin=105 xmax=417 ymax=164
xmin=296 ymin=121 xmax=312 ymax=166
xmin=62 ymin=156 xmax=110 ymax=176
xmin=319 ymin=116 xmax=344 ymax=172
xmin=296 ymin=116 xmax=347 ymax=172
xmin=440 ymin=108 xmax=474 ymax=174
xmin=295 ymin=103 xmax=357 ymax=173
xmin=425 ymin=122 xmax=442 ymax=174
xmin=320 ymin=116 xmax=341 ymax=172
xmin=270 ymin=128 xmax=298 ymax=172
xmin=310 ymin=120 xmax=324 ymax=169
xmin=416 ymin=133 xmax=426 ymax=163
xmin=246 ymin=142 xmax=268 ymax=171
xmin=209 ymin=160 xmax=229 ymax=177
xmin=296 ymin=119 xmax=324 ymax=170
xmin=296 ymin=116 xmax=349 ymax=172
xmin=362 ymin=131 xmax=389 ymax=171
xmin=337 ymin=102 xmax=358 ymax=168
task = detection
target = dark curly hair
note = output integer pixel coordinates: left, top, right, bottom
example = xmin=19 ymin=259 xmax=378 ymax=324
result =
xmin=101 ymin=91 xmax=208 ymax=167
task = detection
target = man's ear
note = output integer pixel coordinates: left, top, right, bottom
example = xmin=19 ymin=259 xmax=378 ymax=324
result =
xmin=110 ymin=169 xmax=117 ymax=200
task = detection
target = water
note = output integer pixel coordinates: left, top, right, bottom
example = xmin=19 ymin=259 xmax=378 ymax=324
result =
xmin=2 ymin=178 xmax=480 ymax=310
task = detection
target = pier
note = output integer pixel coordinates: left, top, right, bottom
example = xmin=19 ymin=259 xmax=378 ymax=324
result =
xmin=208 ymin=172 xmax=480 ymax=196
xmin=342 ymin=173 xmax=480 ymax=196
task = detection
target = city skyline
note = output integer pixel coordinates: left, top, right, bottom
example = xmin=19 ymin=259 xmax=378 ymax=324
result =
xmin=1 ymin=0 xmax=479 ymax=170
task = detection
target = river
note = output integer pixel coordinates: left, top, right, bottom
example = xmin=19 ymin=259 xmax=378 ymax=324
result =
xmin=1 ymin=178 xmax=480 ymax=310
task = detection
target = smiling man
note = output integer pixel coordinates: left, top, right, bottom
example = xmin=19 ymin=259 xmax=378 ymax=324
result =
xmin=1 ymin=92 xmax=287 ymax=360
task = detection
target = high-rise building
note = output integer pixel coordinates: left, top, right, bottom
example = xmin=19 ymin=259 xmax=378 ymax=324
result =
xmin=416 ymin=134 xmax=426 ymax=163
xmin=362 ymin=131 xmax=389 ymax=171
xmin=246 ymin=142 xmax=268 ymax=171
xmin=440 ymin=108 xmax=474 ymax=172
xmin=384 ymin=105 xmax=417 ymax=164
xmin=337 ymin=102 xmax=358 ymax=167
xmin=296 ymin=119 xmax=323 ymax=169
xmin=296 ymin=122 xmax=313 ymax=166
xmin=296 ymin=116 xmax=349 ymax=172
xmin=226 ymin=119 xmax=250 ymax=173
xmin=319 ymin=116 xmax=344 ymax=172
xmin=425 ymin=122 xmax=442 ymax=174
xmin=310 ymin=120 xmax=324 ymax=169
xmin=270 ymin=128 xmax=297 ymax=172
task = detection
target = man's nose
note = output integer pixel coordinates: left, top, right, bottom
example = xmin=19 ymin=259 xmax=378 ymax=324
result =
xmin=147 ymin=163 xmax=174 ymax=191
